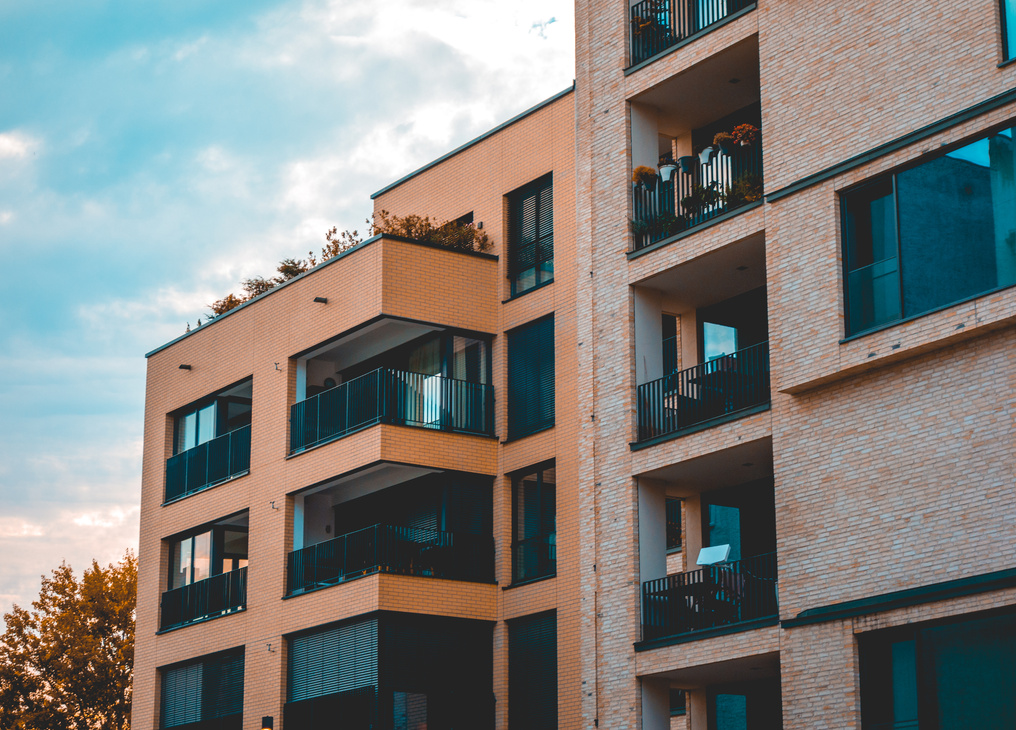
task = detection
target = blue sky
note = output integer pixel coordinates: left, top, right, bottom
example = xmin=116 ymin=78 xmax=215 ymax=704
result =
xmin=0 ymin=0 xmax=574 ymax=616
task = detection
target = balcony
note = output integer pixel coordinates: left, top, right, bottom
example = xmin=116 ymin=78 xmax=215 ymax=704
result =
xmin=290 ymin=367 xmax=494 ymax=453
xmin=642 ymin=552 xmax=777 ymax=640
xmin=629 ymin=0 xmax=755 ymax=66
xmin=637 ymin=341 xmax=769 ymax=441
xmin=512 ymin=533 xmax=557 ymax=583
xmin=632 ymin=141 xmax=762 ymax=251
xmin=159 ymin=566 xmax=247 ymax=631
xmin=287 ymin=524 xmax=494 ymax=594
xmin=164 ymin=424 xmax=251 ymax=502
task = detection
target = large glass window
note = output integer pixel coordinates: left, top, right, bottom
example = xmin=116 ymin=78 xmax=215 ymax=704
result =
xmin=860 ymin=609 xmax=1016 ymax=729
xmin=508 ymin=174 xmax=554 ymax=297
xmin=508 ymin=611 xmax=557 ymax=730
xmin=161 ymin=649 xmax=244 ymax=730
xmin=168 ymin=518 xmax=249 ymax=590
xmin=173 ymin=379 xmax=252 ymax=455
xmin=507 ymin=316 xmax=555 ymax=439
xmin=512 ymin=463 xmax=556 ymax=583
xmin=843 ymin=124 xmax=1016 ymax=335
xmin=1004 ymin=0 xmax=1016 ymax=61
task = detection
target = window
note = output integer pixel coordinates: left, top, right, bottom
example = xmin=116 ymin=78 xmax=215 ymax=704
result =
xmin=161 ymin=649 xmax=244 ymax=730
xmin=1003 ymin=0 xmax=1016 ymax=61
xmin=168 ymin=517 xmax=249 ymax=590
xmin=860 ymin=609 xmax=1016 ymax=729
xmin=508 ymin=611 xmax=557 ymax=730
xmin=669 ymin=689 xmax=687 ymax=717
xmin=665 ymin=497 xmax=682 ymax=551
xmin=511 ymin=463 xmax=556 ymax=583
xmin=508 ymin=174 xmax=553 ymax=296
xmin=507 ymin=316 xmax=555 ymax=439
xmin=173 ymin=379 xmax=252 ymax=455
xmin=842 ymin=124 xmax=1016 ymax=336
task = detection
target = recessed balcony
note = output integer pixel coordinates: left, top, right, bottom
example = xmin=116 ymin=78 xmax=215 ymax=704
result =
xmin=288 ymin=463 xmax=494 ymax=597
xmin=629 ymin=0 xmax=756 ymax=66
xmin=290 ymin=323 xmax=494 ymax=455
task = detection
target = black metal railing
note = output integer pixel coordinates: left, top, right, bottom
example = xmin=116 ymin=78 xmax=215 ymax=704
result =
xmin=160 ymin=566 xmax=247 ymax=630
xmin=289 ymin=368 xmax=494 ymax=453
xmin=511 ymin=533 xmax=556 ymax=583
xmin=636 ymin=341 xmax=769 ymax=441
xmin=630 ymin=0 xmax=755 ymax=65
xmin=632 ymin=144 xmax=763 ymax=251
xmin=164 ymin=424 xmax=251 ymax=502
xmin=662 ymin=334 xmax=679 ymax=375
xmin=287 ymin=524 xmax=495 ymax=594
xmin=642 ymin=552 xmax=777 ymax=640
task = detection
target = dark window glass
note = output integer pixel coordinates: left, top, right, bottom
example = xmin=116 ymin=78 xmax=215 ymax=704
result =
xmin=1004 ymin=0 xmax=1016 ymax=61
xmin=507 ymin=316 xmax=555 ymax=438
xmin=860 ymin=609 xmax=1016 ymax=729
xmin=665 ymin=497 xmax=682 ymax=551
xmin=161 ymin=650 xmax=244 ymax=729
xmin=508 ymin=611 xmax=557 ymax=730
xmin=662 ymin=313 xmax=678 ymax=374
xmin=670 ymin=689 xmax=687 ymax=716
xmin=508 ymin=174 xmax=554 ymax=296
xmin=168 ymin=523 xmax=249 ymax=590
xmin=842 ymin=125 xmax=1016 ymax=335
xmin=512 ymin=464 xmax=556 ymax=582
xmin=173 ymin=379 xmax=252 ymax=454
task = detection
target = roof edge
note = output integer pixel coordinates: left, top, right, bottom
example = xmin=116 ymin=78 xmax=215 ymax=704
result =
xmin=370 ymin=83 xmax=576 ymax=200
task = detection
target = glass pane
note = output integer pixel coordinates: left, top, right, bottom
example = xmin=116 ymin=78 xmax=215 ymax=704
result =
xmin=708 ymin=504 xmax=741 ymax=561
xmin=714 ymin=693 xmax=748 ymax=730
xmin=171 ymin=539 xmax=192 ymax=589
xmin=891 ymin=639 xmax=918 ymax=725
xmin=222 ymin=529 xmax=249 ymax=561
xmin=1006 ymin=0 xmax=1016 ymax=61
xmin=538 ymin=258 xmax=554 ymax=284
xmin=451 ymin=337 xmax=488 ymax=384
xmin=192 ymin=531 xmax=211 ymax=582
xmin=847 ymin=257 xmax=902 ymax=333
xmin=179 ymin=411 xmax=197 ymax=453
xmin=703 ymin=322 xmax=738 ymax=361
xmin=514 ymin=266 xmax=537 ymax=295
xmin=393 ymin=691 xmax=428 ymax=730
xmin=407 ymin=337 xmax=441 ymax=376
xmin=196 ymin=403 xmax=216 ymax=446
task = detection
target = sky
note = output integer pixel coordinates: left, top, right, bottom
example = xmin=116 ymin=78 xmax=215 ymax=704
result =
xmin=0 ymin=0 xmax=574 ymax=619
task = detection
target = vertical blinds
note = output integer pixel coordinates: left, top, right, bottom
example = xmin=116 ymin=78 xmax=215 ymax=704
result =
xmin=508 ymin=611 xmax=557 ymax=730
xmin=288 ymin=618 xmax=379 ymax=703
xmin=507 ymin=316 xmax=555 ymax=439
xmin=509 ymin=175 xmax=554 ymax=276
xmin=161 ymin=649 xmax=244 ymax=729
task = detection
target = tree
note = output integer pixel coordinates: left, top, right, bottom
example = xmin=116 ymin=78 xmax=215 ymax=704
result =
xmin=0 ymin=552 xmax=136 ymax=730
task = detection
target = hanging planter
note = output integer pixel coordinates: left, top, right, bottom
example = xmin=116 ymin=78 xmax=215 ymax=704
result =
xmin=678 ymin=155 xmax=696 ymax=174
xmin=658 ymin=161 xmax=678 ymax=183
xmin=699 ymin=146 xmax=717 ymax=165
xmin=632 ymin=165 xmax=658 ymax=188
xmin=731 ymin=123 xmax=761 ymax=148
xmin=713 ymin=132 xmax=736 ymax=156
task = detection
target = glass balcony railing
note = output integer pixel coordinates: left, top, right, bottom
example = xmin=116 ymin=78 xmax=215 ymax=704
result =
xmin=636 ymin=341 xmax=770 ymax=442
xmin=511 ymin=533 xmax=557 ymax=583
xmin=629 ymin=0 xmax=755 ymax=66
xmin=164 ymin=424 xmax=251 ymax=502
xmin=286 ymin=524 xmax=495 ymax=594
xmin=289 ymin=368 xmax=495 ymax=453
xmin=632 ymin=142 xmax=763 ymax=251
xmin=641 ymin=552 xmax=777 ymax=641
xmin=160 ymin=566 xmax=247 ymax=631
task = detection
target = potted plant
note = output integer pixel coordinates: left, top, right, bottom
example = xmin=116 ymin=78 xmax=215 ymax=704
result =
xmin=731 ymin=123 xmax=761 ymax=147
xmin=632 ymin=165 xmax=658 ymax=188
xmin=681 ymin=182 xmax=724 ymax=213
xmin=713 ymin=132 xmax=736 ymax=155
xmin=698 ymin=145 xmax=717 ymax=165
xmin=658 ymin=155 xmax=678 ymax=183
xmin=678 ymin=155 xmax=696 ymax=174
xmin=724 ymin=173 xmax=764 ymax=209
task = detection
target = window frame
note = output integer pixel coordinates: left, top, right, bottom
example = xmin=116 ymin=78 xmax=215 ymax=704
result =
xmin=507 ymin=173 xmax=554 ymax=298
xmin=506 ymin=315 xmax=555 ymax=440
xmin=510 ymin=461 xmax=557 ymax=584
xmin=170 ymin=377 xmax=252 ymax=456
xmin=1002 ymin=0 xmax=1016 ymax=62
xmin=507 ymin=610 xmax=557 ymax=730
xmin=160 ymin=648 xmax=245 ymax=730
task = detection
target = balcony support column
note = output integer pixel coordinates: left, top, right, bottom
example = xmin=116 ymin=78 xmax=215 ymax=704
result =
xmin=640 ymin=677 xmax=670 ymax=730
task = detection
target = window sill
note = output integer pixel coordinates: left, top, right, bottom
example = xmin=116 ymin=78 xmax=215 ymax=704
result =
xmin=503 ymin=573 xmax=556 ymax=591
xmin=503 ymin=277 xmax=554 ymax=304
xmin=998 ymin=56 xmax=1016 ymax=69
xmin=501 ymin=423 xmax=554 ymax=445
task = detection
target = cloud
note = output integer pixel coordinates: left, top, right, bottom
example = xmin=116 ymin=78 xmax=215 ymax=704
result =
xmin=0 ymin=131 xmax=39 ymax=159
xmin=0 ymin=518 xmax=45 ymax=539
xmin=0 ymin=211 xmax=12 ymax=224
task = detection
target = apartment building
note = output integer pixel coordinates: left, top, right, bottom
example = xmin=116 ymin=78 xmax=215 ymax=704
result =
xmin=134 ymin=0 xmax=1016 ymax=728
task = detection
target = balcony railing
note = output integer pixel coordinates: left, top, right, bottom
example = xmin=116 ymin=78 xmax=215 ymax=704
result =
xmin=287 ymin=524 xmax=495 ymax=594
xmin=642 ymin=552 xmax=777 ymax=640
xmin=511 ymin=533 xmax=557 ymax=583
xmin=164 ymin=424 xmax=251 ymax=502
xmin=289 ymin=368 xmax=495 ymax=453
xmin=160 ymin=566 xmax=247 ymax=630
xmin=630 ymin=0 xmax=755 ymax=66
xmin=636 ymin=341 xmax=769 ymax=442
xmin=632 ymin=143 xmax=763 ymax=251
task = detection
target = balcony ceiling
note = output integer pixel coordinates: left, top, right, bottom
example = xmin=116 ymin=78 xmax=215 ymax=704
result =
xmin=294 ymin=461 xmax=440 ymax=503
xmin=302 ymin=318 xmax=442 ymax=370
xmin=638 ymin=232 xmax=765 ymax=311
xmin=632 ymin=36 xmax=761 ymax=135
xmin=638 ymin=437 xmax=773 ymax=495
xmin=644 ymin=650 xmax=780 ymax=688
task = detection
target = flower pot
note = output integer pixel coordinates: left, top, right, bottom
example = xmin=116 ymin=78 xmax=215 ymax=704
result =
xmin=678 ymin=156 xmax=695 ymax=174
xmin=699 ymin=146 xmax=717 ymax=165
xmin=659 ymin=163 xmax=677 ymax=183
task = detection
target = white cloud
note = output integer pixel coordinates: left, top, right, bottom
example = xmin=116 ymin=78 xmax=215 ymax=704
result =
xmin=173 ymin=36 xmax=208 ymax=62
xmin=0 ymin=518 xmax=44 ymax=538
xmin=0 ymin=211 xmax=12 ymax=224
xmin=0 ymin=131 xmax=39 ymax=159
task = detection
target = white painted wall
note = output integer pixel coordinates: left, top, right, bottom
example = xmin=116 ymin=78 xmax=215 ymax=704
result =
xmin=634 ymin=287 xmax=664 ymax=386
xmin=638 ymin=478 xmax=667 ymax=583
xmin=631 ymin=102 xmax=661 ymax=172
xmin=641 ymin=678 xmax=671 ymax=730
xmin=303 ymin=492 xmax=334 ymax=547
